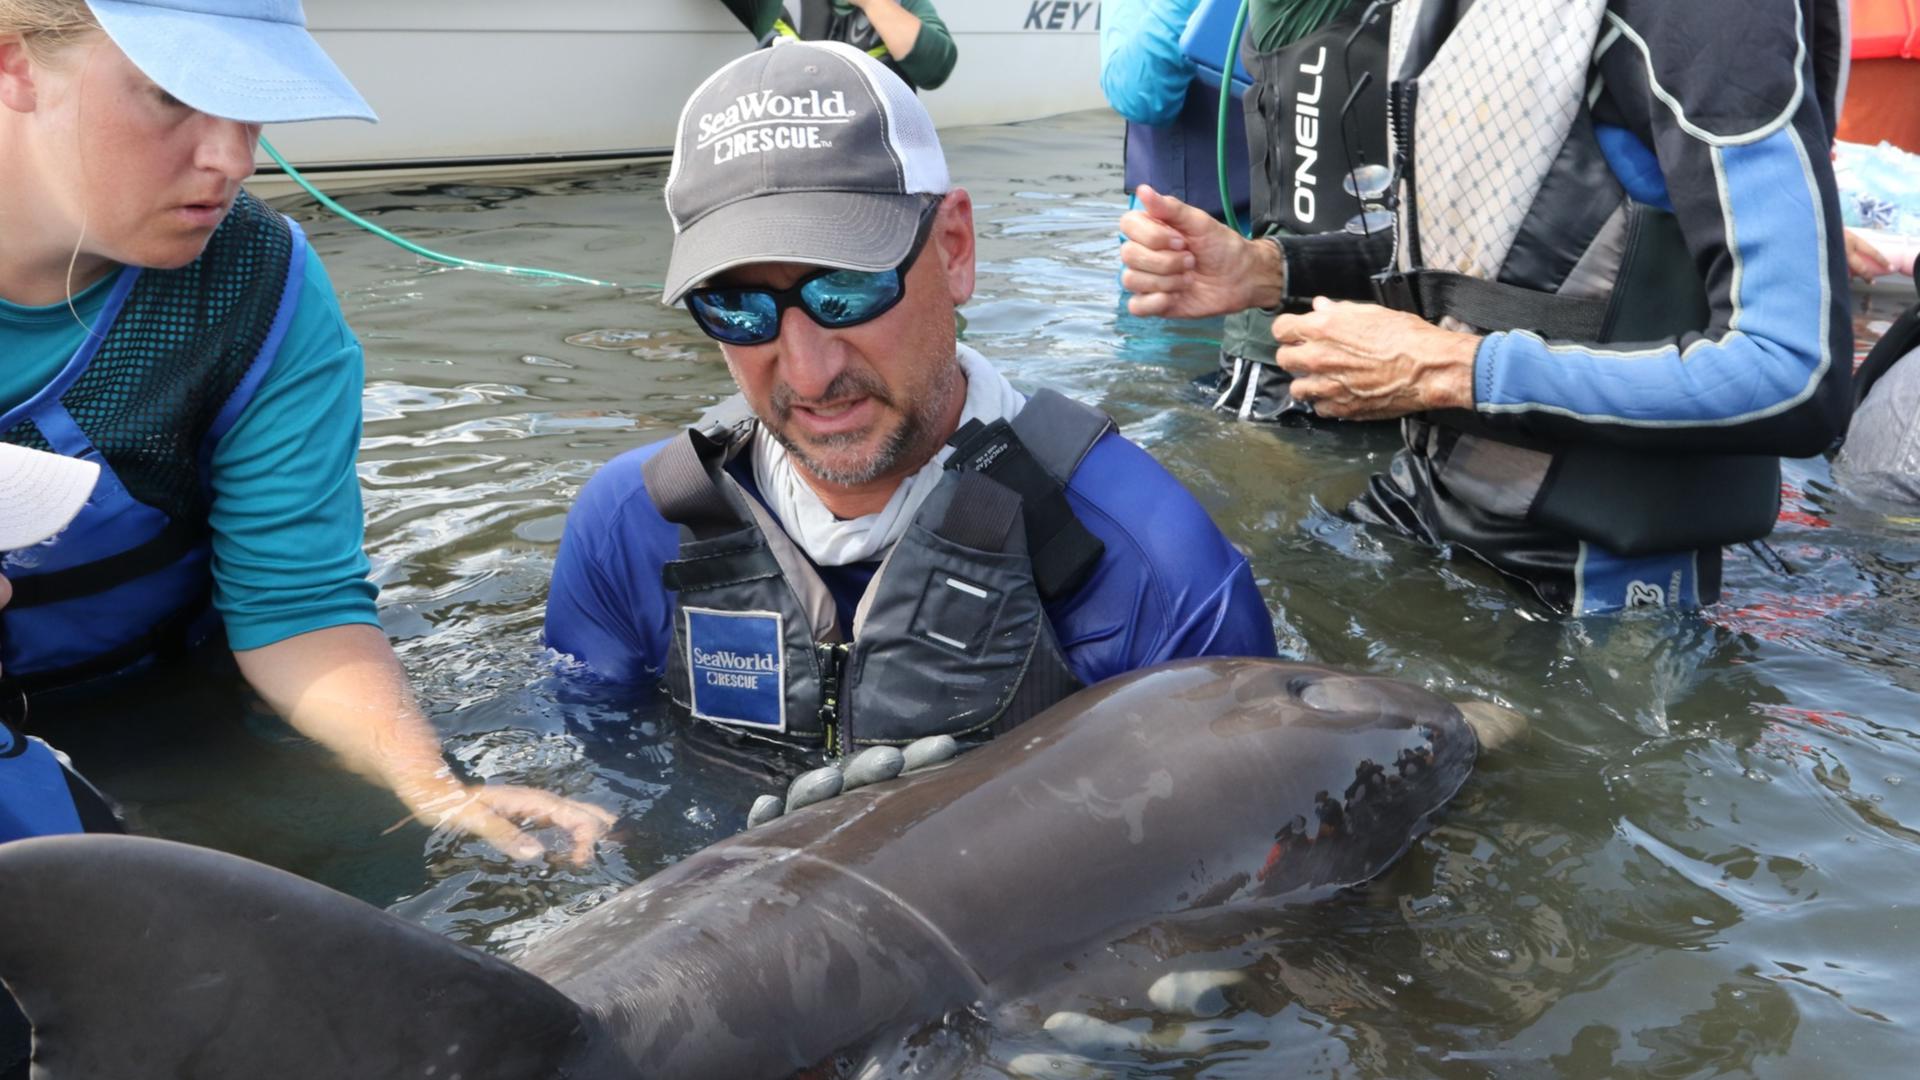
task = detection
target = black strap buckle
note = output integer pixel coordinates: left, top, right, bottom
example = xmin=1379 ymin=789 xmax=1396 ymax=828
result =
xmin=1372 ymin=270 xmax=1419 ymax=315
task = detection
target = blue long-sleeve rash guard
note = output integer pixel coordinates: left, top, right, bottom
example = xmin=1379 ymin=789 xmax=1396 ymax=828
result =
xmin=1286 ymin=0 xmax=1852 ymax=459
xmin=545 ymin=427 xmax=1278 ymax=687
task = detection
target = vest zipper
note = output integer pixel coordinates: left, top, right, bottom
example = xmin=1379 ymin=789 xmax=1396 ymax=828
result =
xmin=817 ymin=642 xmax=850 ymax=756
xmin=1389 ymin=78 xmax=1422 ymax=268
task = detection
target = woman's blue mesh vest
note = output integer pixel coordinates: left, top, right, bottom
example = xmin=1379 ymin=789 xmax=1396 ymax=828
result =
xmin=0 ymin=191 xmax=304 ymax=693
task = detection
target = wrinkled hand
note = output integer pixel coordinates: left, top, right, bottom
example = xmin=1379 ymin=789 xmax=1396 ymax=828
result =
xmin=1119 ymin=184 xmax=1284 ymax=319
xmin=1845 ymin=229 xmax=1894 ymax=283
xmin=1271 ymin=297 xmax=1479 ymax=421
xmin=404 ymin=780 xmax=615 ymax=866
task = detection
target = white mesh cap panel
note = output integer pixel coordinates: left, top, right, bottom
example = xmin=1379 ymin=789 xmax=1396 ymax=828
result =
xmin=837 ymin=43 xmax=950 ymax=195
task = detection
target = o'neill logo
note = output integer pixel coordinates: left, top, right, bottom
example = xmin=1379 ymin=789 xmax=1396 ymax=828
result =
xmin=1292 ymin=47 xmax=1328 ymax=225
xmin=696 ymin=89 xmax=854 ymax=165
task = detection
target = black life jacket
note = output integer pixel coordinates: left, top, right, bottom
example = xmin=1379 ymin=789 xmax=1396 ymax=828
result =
xmin=643 ymin=389 xmax=1111 ymax=753
xmin=1241 ymin=0 xmax=1390 ymax=238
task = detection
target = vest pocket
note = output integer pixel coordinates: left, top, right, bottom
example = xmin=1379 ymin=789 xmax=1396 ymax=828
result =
xmin=1529 ymin=447 xmax=1781 ymax=555
xmin=844 ymin=525 xmax=1048 ymax=745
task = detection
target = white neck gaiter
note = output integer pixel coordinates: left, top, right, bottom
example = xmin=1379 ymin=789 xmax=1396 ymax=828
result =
xmin=751 ymin=343 xmax=1025 ymax=567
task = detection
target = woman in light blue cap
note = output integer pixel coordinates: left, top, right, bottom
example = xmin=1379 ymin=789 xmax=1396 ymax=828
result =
xmin=0 ymin=1 xmax=610 ymax=877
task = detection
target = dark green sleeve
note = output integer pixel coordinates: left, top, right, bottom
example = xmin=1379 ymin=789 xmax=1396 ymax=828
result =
xmin=1249 ymin=0 xmax=1357 ymax=53
xmin=896 ymin=0 xmax=958 ymax=90
xmin=1248 ymin=0 xmax=1289 ymax=52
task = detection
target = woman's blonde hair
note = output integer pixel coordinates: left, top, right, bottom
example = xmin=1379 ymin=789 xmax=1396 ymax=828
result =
xmin=0 ymin=0 xmax=100 ymax=66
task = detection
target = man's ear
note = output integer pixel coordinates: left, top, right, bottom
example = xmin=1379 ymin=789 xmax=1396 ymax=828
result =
xmin=0 ymin=37 xmax=41 ymax=114
xmin=932 ymin=188 xmax=976 ymax=306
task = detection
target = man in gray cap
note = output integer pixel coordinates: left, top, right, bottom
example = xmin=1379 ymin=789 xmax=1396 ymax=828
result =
xmin=548 ymin=40 xmax=1275 ymax=755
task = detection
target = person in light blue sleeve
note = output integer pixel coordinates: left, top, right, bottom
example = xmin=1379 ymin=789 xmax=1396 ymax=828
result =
xmin=1119 ymin=0 xmax=1854 ymax=615
xmin=1100 ymin=0 xmax=1249 ymax=223
xmin=0 ymin=1 xmax=611 ymax=868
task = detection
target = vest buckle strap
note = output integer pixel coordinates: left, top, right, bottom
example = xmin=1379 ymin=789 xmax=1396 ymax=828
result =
xmin=945 ymin=418 xmax=1105 ymax=602
xmin=1376 ymin=267 xmax=1609 ymax=340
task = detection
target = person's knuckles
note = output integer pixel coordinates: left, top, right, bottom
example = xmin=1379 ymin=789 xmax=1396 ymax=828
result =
xmin=1129 ymin=247 xmax=1188 ymax=275
xmin=1128 ymin=294 xmax=1166 ymax=317
xmin=1122 ymin=270 xmax=1187 ymax=294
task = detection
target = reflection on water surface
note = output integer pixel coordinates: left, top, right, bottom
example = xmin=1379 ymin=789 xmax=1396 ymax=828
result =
xmin=59 ymin=111 xmax=1920 ymax=1078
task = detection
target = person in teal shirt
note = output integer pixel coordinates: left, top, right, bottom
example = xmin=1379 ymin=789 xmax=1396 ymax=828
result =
xmin=0 ymin=246 xmax=376 ymax=649
xmin=0 ymin=1 xmax=610 ymax=860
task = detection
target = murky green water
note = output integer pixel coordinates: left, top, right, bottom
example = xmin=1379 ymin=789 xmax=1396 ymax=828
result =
xmin=53 ymin=110 xmax=1920 ymax=1076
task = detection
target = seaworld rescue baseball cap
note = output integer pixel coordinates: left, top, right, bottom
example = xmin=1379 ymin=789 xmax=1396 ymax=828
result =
xmin=0 ymin=445 xmax=100 ymax=551
xmin=84 ymin=0 xmax=377 ymax=124
xmin=661 ymin=39 xmax=950 ymax=306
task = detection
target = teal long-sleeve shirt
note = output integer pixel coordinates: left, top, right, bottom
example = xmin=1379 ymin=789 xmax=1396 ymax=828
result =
xmin=0 ymin=240 xmax=379 ymax=651
xmin=879 ymin=0 xmax=958 ymax=91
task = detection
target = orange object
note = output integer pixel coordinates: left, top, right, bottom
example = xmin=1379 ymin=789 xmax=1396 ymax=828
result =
xmin=1853 ymin=0 xmax=1920 ymax=59
xmin=1838 ymin=58 xmax=1920 ymax=152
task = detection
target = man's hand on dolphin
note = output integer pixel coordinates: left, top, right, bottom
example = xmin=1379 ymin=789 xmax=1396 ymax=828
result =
xmin=1271 ymin=297 xmax=1480 ymax=421
xmin=1119 ymin=184 xmax=1285 ymax=319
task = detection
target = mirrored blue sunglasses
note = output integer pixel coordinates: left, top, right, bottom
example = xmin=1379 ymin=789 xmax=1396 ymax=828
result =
xmin=684 ymin=198 xmax=942 ymax=346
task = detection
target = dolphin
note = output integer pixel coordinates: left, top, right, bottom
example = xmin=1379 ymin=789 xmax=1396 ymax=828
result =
xmin=0 ymin=658 xmax=1495 ymax=1078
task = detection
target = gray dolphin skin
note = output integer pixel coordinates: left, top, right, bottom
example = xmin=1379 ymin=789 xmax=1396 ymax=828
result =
xmin=0 ymin=659 xmax=1481 ymax=1078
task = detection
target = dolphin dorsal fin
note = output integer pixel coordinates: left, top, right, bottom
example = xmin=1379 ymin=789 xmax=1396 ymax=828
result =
xmin=0 ymin=835 xmax=592 ymax=1079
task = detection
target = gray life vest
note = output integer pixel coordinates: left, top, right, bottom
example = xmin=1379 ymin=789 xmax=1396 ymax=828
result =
xmin=1372 ymin=0 xmax=1781 ymax=556
xmin=642 ymin=389 xmax=1112 ymax=754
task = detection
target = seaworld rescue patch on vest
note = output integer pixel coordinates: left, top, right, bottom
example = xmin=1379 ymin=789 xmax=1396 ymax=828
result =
xmin=684 ymin=607 xmax=786 ymax=731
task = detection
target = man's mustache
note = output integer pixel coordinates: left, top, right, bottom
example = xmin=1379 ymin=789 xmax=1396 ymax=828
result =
xmin=769 ymin=369 xmax=894 ymax=421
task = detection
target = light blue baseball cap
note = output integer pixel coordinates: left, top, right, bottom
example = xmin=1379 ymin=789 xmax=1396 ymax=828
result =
xmin=84 ymin=1 xmax=376 ymax=123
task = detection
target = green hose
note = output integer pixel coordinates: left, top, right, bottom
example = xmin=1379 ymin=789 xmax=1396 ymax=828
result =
xmin=258 ymin=138 xmax=626 ymax=289
xmin=1216 ymin=0 xmax=1251 ymax=236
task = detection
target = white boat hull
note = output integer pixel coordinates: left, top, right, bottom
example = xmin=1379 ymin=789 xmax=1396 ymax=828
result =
xmin=256 ymin=0 xmax=1105 ymax=194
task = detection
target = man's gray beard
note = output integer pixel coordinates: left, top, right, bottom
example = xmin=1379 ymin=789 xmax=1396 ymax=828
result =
xmin=767 ymin=362 xmax=962 ymax=488
xmin=773 ymin=410 xmax=922 ymax=487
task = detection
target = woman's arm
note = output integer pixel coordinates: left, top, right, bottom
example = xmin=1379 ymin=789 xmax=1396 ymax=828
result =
xmin=235 ymin=625 xmax=612 ymax=864
xmin=213 ymin=244 xmax=609 ymax=863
